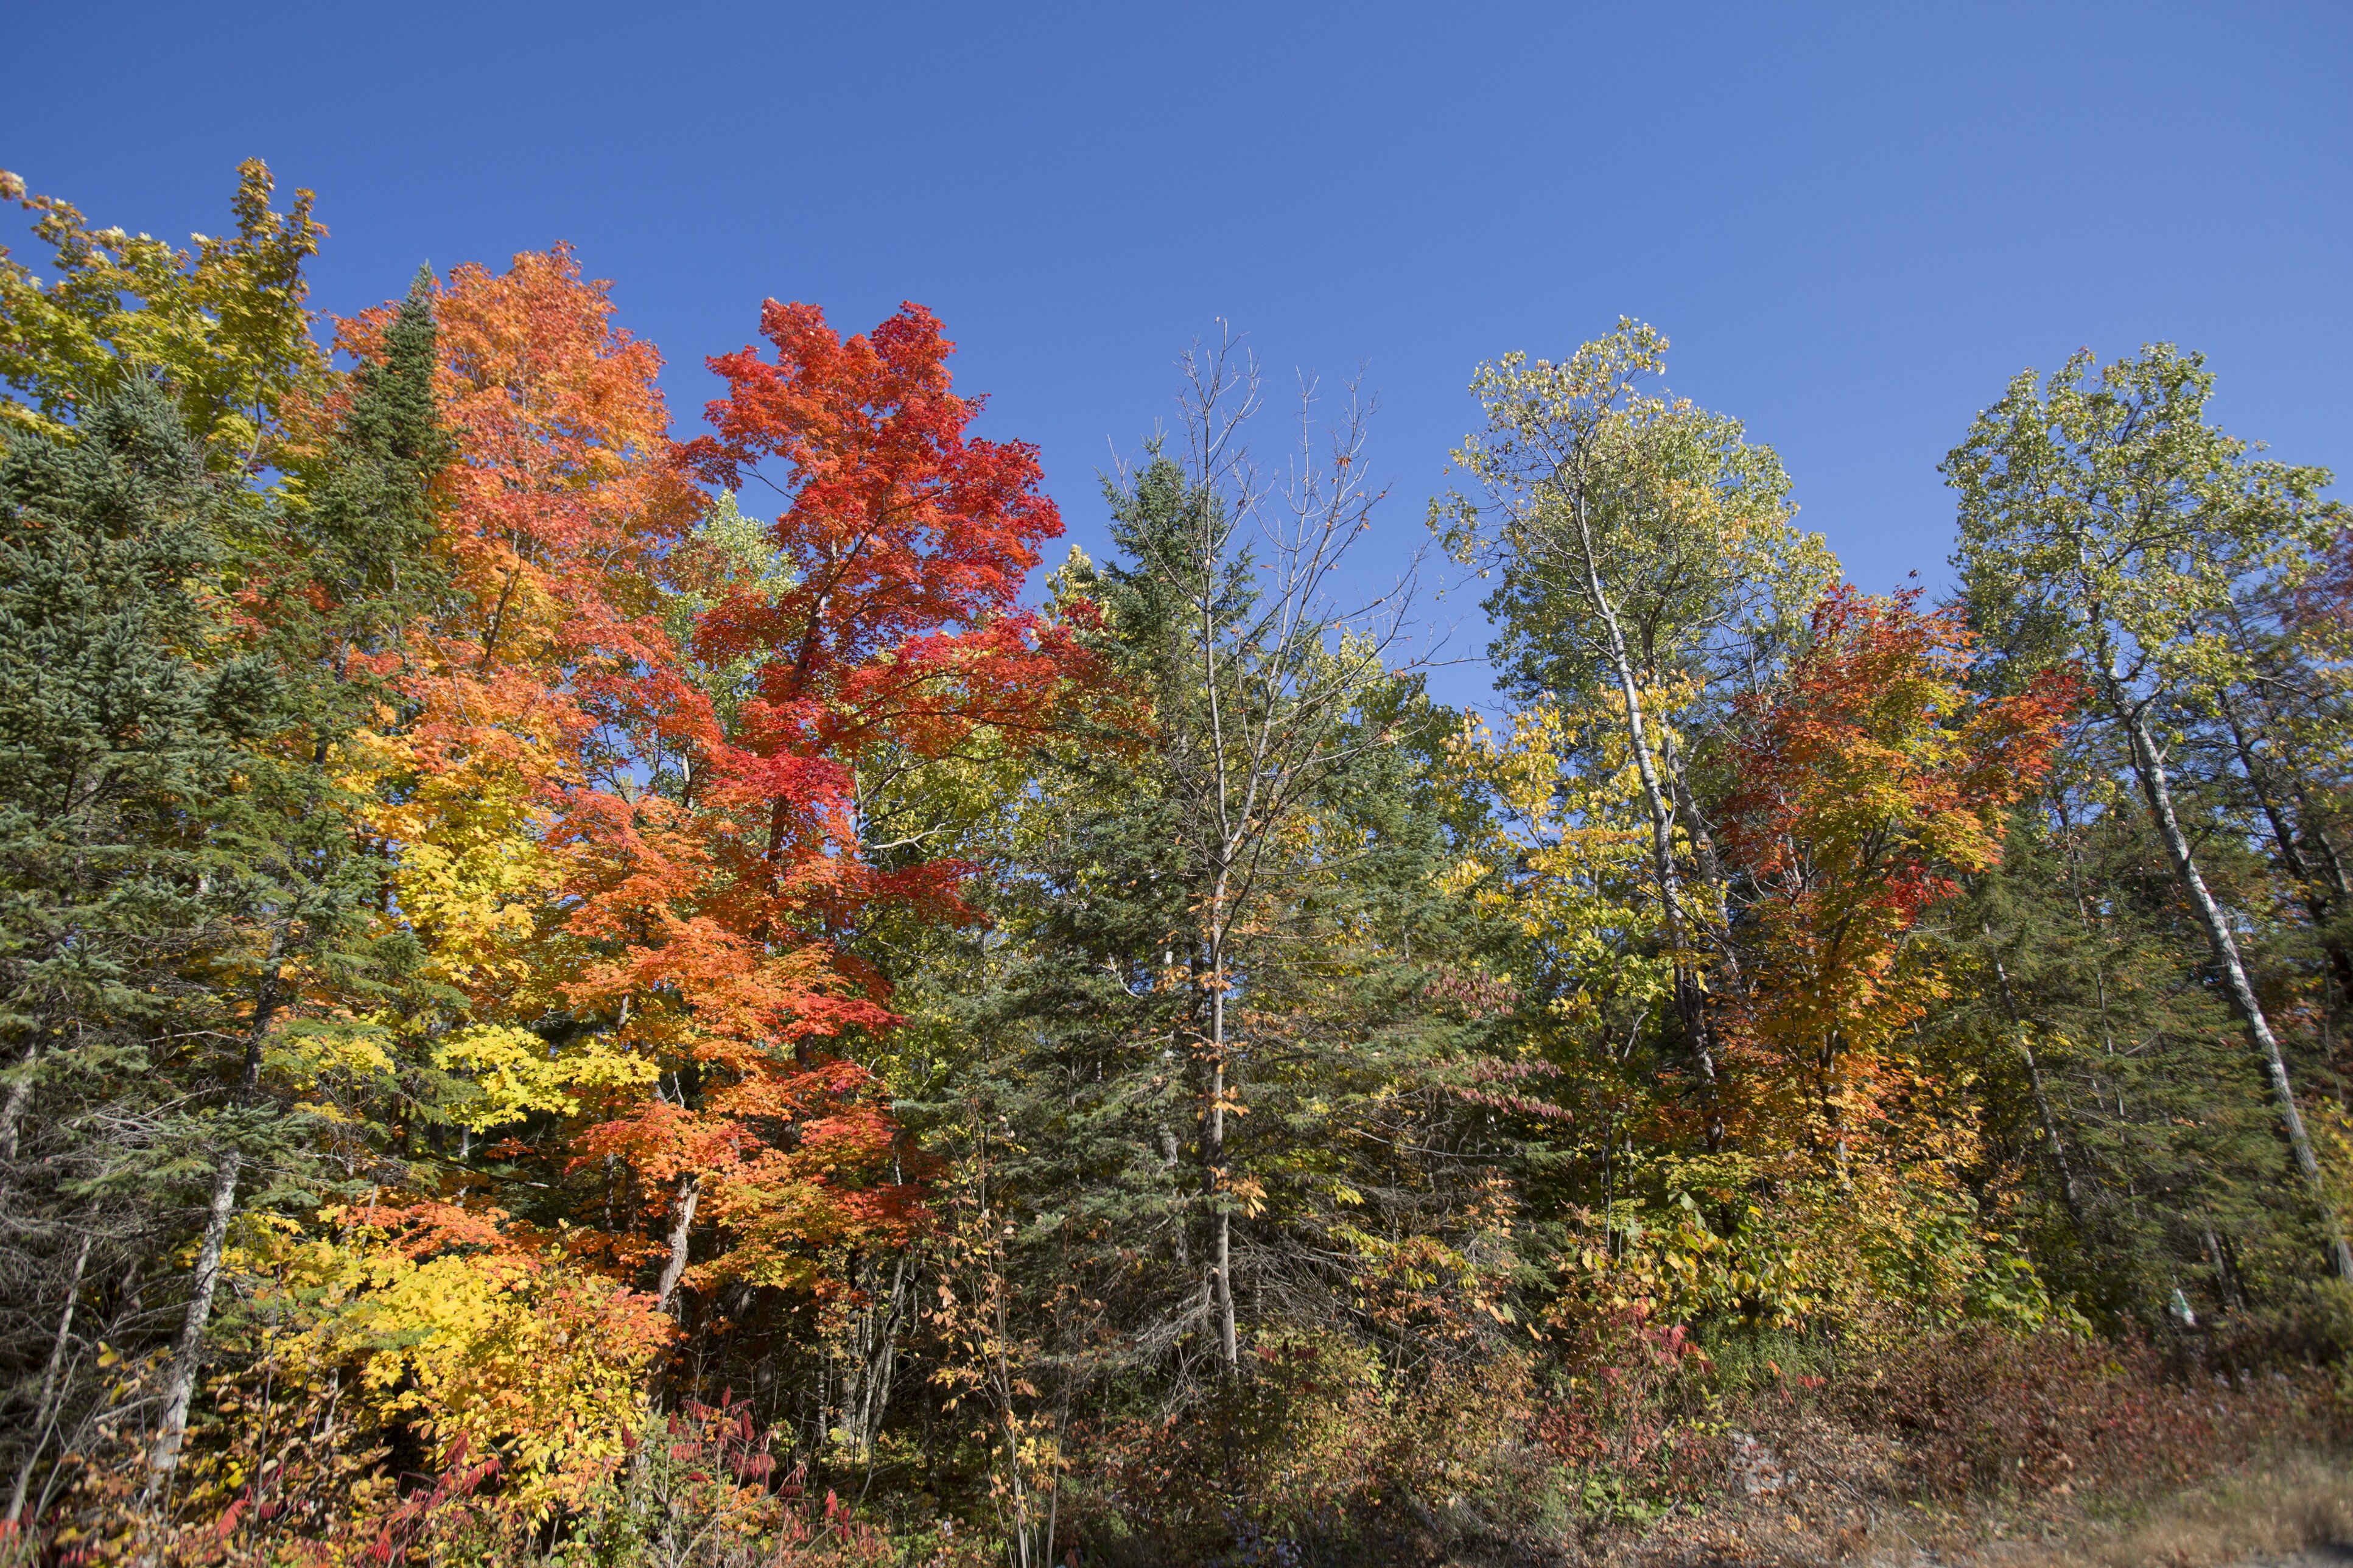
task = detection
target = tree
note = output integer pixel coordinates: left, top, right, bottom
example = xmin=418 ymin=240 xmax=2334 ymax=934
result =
xmin=0 ymin=379 xmax=399 ymax=1508
xmin=1948 ymin=344 xmax=2353 ymax=1283
xmin=1954 ymin=788 xmax=2297 ymax=1323
xmin=559 ymin=298 xmax=1094 ymax=1343
xmin=271 ymin=267 xmax=451 ymax=699
xmin=1437 ymin=701 xmax=1674 ymax=1307
xmin=1437 ymin=320 xmax=1832 ymax=1129
xmin=1725 ymin=589 xmax=2074 ymax=1147
xmin=359 ymin=290 xmax=1099 ymax=1470
xmin=877 ymin=438 xmax=1511 ymax=1546
xmin=1076 ymin=334 xmax=1440 ymax=1377
xmin=350 ymin=245 xmax=700 ymax=1116
xmin=0 ymin=380 xmax=261 ymax=1517
xmin=682 ymin=298 xmax=1082 ymax=777
xmin=0 ymin=161 xmax=326 ymax=470
xmin=1719 ymin=589 xmax=2074 ymax=1320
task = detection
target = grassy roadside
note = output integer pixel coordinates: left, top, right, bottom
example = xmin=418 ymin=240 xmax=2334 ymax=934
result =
xmin=1966 ymin=1451 xmax=2353 ymax=1568
xmin=1383 ymin=1321 xmax=2353 ymax=1567
xmin=1597 ymin=1440 xmax=2353 ymax=1567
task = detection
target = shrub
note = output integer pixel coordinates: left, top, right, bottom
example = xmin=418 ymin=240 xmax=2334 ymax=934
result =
xmin=1837 ymin=1323 xmax=2337 ymax=1500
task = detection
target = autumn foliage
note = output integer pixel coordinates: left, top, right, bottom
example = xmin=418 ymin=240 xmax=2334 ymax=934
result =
xmin=57 ymin=243 xmax=1101 ymax=1553
xmin=1725 ymin=587 xmax=2078 ymax=1153
xmin=5 ymin=163 xmax=2351 ymax=1568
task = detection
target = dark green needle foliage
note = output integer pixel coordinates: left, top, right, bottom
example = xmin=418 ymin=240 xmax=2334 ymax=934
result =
xmin=0 ymin=380 xmax=290 ymax=1511
xmin=0 ymin=378 xmax=430 ymax=1519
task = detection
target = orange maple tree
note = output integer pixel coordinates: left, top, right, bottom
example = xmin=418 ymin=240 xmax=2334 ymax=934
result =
xmin=1723 ymin=587 xmax=2077 ymax=1153
xmin=559 ymin=298 xmax=1096 ymax=1303
xmin=329 ymin=273 xmax=1098 ymax=1337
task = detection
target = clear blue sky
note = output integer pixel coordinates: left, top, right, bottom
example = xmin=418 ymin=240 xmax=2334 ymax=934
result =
xmin=7 ymin=2 xmax=2346 ymax=707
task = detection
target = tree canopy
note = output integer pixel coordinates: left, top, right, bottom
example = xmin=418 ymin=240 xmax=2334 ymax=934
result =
xmin=2 ymin=161 xmax=2349 ymax=1568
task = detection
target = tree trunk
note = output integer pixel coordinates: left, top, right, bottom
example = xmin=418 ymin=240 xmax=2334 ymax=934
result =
xmin=1000 ymin=1395 xmax=1035 ymax=1568
xmin=841 ymin=1253 xmax=908 ymax=1460
xmin=7 ymin=1228 xmax=93 ymax=1524
xmin=2114 ymin=690 xmax=2353 ymax=1281
xmin=1571 ymin=500 xmax=1686 ymax=950
xmin=1661 ymin=727 xmax=1736 ymax=980
xmin=146 ymin=1148 xmax=240 ymax=1497
xmin=1564 ymin=494 xmax=1722 ymax=1138
xmin=0 ymin=1040 xmax=35 ymax=1165
xmin=1205 ymin=950 xmax=1238 ymax=1376
xmin=147 ymin=927 xmax=289 ymax=1499
xmin=2201 ymin=1218 xmax=2247 ymax=1312
xmin=656 ymin=1175 xmax=700 ymax=1313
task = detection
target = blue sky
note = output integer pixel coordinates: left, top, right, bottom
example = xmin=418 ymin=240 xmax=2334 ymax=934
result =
xmin=6 ymin=2 xmax=2346 ymax=706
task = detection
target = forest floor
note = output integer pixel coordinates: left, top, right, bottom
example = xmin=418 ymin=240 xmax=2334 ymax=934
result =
xmin=1579 ymin=1433 xmax=2353 ymax=1568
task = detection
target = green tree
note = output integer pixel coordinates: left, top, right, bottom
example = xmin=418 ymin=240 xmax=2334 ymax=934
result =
xmin=0 ymin=161 xmax=326 ymax=471
xmin=1104 ymin=342 xmax=1459 ymax=1377
xmin=862 ymin=411 xmax=1515 ymax=1549
xmin=1436 ymin=320 xmax=1832 ymax=1127
xmin=1948 ymin=343 xmax=2353 ymax=1282
xmin=1957 ymin=794 xmax=2299 ymax=1326
xmin=272 ymin=267 xmax=451 ymax=698
xmin=0 ymin=380 xmax=301 ymax=1515
xmin=0 ymin=356 xmax=449 ymax=1522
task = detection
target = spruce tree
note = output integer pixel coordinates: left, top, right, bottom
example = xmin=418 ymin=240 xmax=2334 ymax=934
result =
xmin=0 ymin=287 xmax=454 ymax=1513
xmin=0 ymin=380 xmax=289 ymax=1518
xmin=1957 ymin=799 xmax=2288 ymax=1326
xmin=900 ymin=453 xmax=1512 ymax=1434
xmin=137 ymin=276 xmax=452 ymax=1492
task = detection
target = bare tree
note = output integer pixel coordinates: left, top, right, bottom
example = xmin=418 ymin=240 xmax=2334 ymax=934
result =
xmin=1127 ymin=326 xmax=1432 ymax=1375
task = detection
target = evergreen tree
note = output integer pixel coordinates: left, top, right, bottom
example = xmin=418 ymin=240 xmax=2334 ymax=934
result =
xmin=273 ymin=268 xmax=449 ymax=709
xmin=906 ymin=449 xmax=1510 ymax=1431
xmin=0 ymin=329 xmax=451 ymax=1518
xmin=0 ymin=381 xmax=289 ymax=1518
xmin=1956 ymin=796 xmax=2290 ymax=1326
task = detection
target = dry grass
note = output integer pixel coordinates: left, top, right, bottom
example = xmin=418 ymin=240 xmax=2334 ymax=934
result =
xmin=1582 ymin=1325 xmax=2352 ymax=1568
xmin=1941 ymin=1450 xmax=2353 ymax=1568
xmin=1604 ymin=1446 xmax=2353 ymax=1568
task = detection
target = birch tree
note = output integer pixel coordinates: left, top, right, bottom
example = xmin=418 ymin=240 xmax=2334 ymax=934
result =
xmin=1947 ymin=343 xmax=2353 ymax=1283
xmin=1436 ymin=320 xmax=1830 ymax=1124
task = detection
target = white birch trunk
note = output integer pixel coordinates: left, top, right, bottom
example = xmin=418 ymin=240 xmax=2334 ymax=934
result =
xmin=2115 ymin=691 xmax=2353 ymax=1281
xmin=7 ymin=1228 xmax=93 ymax=1523
xmin=145 ymin=1149 xmax=240 ymax=1497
